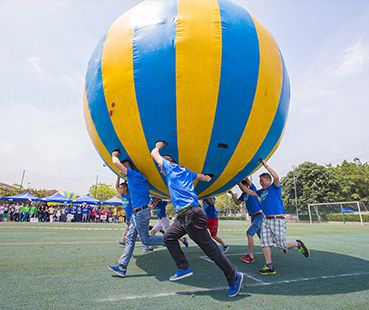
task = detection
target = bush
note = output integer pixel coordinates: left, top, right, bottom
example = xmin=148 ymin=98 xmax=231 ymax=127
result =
xmin=325 ymin=213 xmax=369 ymax=222
xmin=219 ymin=216 xmax=247 ymax=221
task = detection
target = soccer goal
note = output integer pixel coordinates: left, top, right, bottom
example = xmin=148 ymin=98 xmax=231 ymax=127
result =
xmin=307 ymin=201 xmax=368 ymax=225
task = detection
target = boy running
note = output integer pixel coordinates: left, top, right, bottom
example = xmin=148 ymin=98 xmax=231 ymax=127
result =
xmin=229 ymin=178 xmax=263 ymax=263
xmin=108 ymin=151 xmax=165 ymax=278
xmin=115 ymin=176 xmax=132 ymax=245
xmin=239 ymin=160 xmax=310 ymax=275
xmin=151 ymin=141 xmax=243 ymax=298
xmin=202 ymin=197 xmax=229 ymax=253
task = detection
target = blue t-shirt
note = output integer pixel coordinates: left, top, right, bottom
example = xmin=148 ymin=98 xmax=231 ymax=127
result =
xmin=70 ymin=208 xmax=76 ymax=214
xmin=256 ymin=183 xmax=284 ymax=216
xmin=161 ymin=159 xmax=200 ymax=213
xmin=121 ymin=194 xmax=132 ymax=220
xmin=82 ymin=207 xmax=89 ymax=214
xmin=77 ymin=207 xmax=82 ymax=214
xmin=127 ymin=168 xmax=150 ymax=209
xmin=239 ymin=184 xmax=262 ymax=216
xmin=202 ymin=198 xmax=218 ymax=219
xmin=154 ymin=200 xmax=167 ymax=219
xmin=65 ymin=208 xmax=70 ymax=214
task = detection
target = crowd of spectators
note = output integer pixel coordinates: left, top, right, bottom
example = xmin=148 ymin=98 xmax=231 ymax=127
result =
xmin=0 ymin=202 xmax=126 ymax=223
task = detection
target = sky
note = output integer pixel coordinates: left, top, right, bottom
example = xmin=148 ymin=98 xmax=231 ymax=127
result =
xmin=0 ymin=0 xmax=369 ymax=195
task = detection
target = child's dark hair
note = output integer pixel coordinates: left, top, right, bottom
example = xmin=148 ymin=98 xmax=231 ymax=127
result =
xmin=259 ymin=172 xmax=272 ymax=180
xmin=121 ymin=159 xmax=133 ymax=168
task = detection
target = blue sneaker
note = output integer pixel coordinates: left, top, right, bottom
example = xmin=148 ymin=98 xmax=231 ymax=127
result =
xmin=222 ymin=245 xmax=230 ymax=254
xmin=227 ymin=272 xmax=244 ymax=298
xmin=169 ymin=267 xmax=193 ymax=282
xmin=107 ymin=265 xmax=126 ymax=278
xmin=182 ymin=237 xmax=189 ymax=248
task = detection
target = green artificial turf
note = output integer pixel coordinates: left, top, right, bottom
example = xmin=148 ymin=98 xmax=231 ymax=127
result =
xmin=1 ymin=221 xmax=369 ymax=310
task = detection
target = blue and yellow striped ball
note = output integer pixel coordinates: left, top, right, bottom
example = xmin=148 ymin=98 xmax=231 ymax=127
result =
xmin=83 ymin=0 xmax=290 ymax=199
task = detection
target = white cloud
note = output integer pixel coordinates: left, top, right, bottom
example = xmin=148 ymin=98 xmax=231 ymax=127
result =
xmin=27 ymin=56 xmax=45 ymax=74
xmin=0 ymin=142 xmax=15 ymax=153
xmin=326 ymin=39 xmax=369 ymax=76
xmin=293 ymin=37 xmax=369 ymax=111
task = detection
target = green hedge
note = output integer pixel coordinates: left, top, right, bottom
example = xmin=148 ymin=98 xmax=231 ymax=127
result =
xmin=219 ymin=216 xmax=247 ymax=221
xmin=325 ymin=213 xmax=369 ymax=222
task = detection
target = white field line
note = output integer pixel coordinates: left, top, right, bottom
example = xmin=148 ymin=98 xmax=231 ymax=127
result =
xmin=0 ymin=241 xmax=117 ymax=246
xmin=97 ymin=271 xmax=369 ymax=302
xmin=199 ymin=254 xmax=266 ymax=283
xmin=98 ymin=286 xmax=228 ymax=302
xmin=242 ymin=272 xmax=266 ymax=283
xmin=254 ymin=271 xmax=369 ymax=286
xmin=199 ymin=252 xmax=263 ymax=260
xmin=0 ymin=225 xmax=244 ymax=232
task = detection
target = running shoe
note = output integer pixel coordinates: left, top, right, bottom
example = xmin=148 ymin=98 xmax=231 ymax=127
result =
xmin=182 ymin=237 xmax=189 ymax=248
xmin=107 ymin=265 xmax=126 ymax=277
xmin=258 ymin=264 xmax=276 ymax=275
xmin=228 ymin=272 xmax=244 ymax=298
xmin=118 ymin=240 xmax=125 ymax=246
xmin=222 ymin=245 xmax=230 ymax=254
xmin=143 ymin=246 xmax=154 ymax=252
xmin=240 ymin=253 xmax=255 ymax=263
xmin=297 ymin=240 xmax=310 ymax=257
xmin=169 ymin=267 xmax=193 ymax=282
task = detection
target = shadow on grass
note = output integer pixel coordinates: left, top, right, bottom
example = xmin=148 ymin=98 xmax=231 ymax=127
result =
xmin=134 ymin=245 xmax=369 ymax=297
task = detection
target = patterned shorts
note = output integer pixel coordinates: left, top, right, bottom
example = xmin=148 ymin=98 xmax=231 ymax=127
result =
xmin=260 ymin=218 xmax=288 ymax=249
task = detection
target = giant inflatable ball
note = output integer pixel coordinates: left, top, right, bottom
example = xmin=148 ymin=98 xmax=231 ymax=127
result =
xmin=83 ymin=0 xmax=290 ymax=198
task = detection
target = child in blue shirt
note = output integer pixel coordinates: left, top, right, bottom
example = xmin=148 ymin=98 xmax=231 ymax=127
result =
xmin=151 ymin=141 xmax=243 ymax=298
xmin=240 ymin=160 xmax=310 ymax=275
xmin=108 ymin=152 xmax=165 ymax=278
xmin=230 ymin=178 xmax=263 ymax=264
xmin=202 ymin=197 xmax=229 ymax=253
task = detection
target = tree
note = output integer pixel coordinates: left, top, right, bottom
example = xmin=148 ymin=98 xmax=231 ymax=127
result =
xmin=334 ymin=160 xmax=369 ymax=202
xmin=0 ymin=186 xmax=55 ymax=198
xmin=89 ymin=183 xmax=116 ymax=201
xmin=281 ymin=161 xmax=341 ymax=207
xmin=215 ymin=193 xmax=240 ymax=215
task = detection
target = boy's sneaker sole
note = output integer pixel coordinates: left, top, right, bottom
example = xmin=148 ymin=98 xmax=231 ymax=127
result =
xmin=107 ymin=266 xmax=126 ymax=278
xmin=169 ymin=271 xmax=193 ymax=282
xmin=297 ymin=240 xmax=310 ymax=257
xmin=228 ymin=272 xmax=244 ymax=298
xmin=257 ymin=269 xmax=277 ymax=275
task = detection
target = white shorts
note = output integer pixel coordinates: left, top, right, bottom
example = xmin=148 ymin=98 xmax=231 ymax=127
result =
xmin=152 ymin=216 xmax=170 ymax=233
xmin=260 ymin=218 xmax=288 ymax=249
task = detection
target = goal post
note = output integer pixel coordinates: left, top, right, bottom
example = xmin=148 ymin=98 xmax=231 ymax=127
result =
xmin=307 ymin=201 xmax=368 ymax=225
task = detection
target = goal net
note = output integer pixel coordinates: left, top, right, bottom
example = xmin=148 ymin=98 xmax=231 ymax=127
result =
xmin=307 ymin=201 xmax=368 ymax=224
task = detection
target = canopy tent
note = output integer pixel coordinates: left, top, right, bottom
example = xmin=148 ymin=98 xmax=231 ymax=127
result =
xmin=42 ymin=192 xmax=72 ymax=203
xmin=340 ymin=207 xmax=355 ymax=213
xmin=73 ymin=195 xmax=101 ymax=205
xmin=102 ymin=196 xmax=123 ymax=206
xmin=0 ymin=192 xmax=41 ymax=202
xmin=47 ymin=191 xmax=78 ymax=206
xmin=60 ymin=191 xmax=77 ymax=200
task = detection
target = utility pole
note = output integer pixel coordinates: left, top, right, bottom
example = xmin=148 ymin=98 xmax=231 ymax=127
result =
xmin=20 ymin=169 xmax=25 ymax=190
xmin=292 ymin=165 xmax=299 ymax=220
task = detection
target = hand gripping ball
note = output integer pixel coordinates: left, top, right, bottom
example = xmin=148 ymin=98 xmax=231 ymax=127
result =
xmin=83 ymin=0 xmax=290 ymax=198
